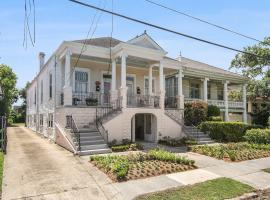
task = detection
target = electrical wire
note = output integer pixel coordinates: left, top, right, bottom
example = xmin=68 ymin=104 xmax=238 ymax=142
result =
xmin=68 ymin=0 xmax=269 ymax=61
xmin=144 ymin=0 xmax=263 ymax=43
xmin=106 ymin=0 xmax=114 ymax=75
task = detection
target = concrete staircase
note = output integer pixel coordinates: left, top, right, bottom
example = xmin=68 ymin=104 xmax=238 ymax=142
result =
xmin=183 ymin=126 xmax=215 ymax=144
xmin=73 ymin=123 xmax=111 ymax=156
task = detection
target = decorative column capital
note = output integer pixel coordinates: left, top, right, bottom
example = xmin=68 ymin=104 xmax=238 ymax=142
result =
xmin=66 ymin=48 xmax=72 ymax=56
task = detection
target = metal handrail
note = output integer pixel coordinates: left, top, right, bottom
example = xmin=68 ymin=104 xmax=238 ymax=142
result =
xmin=72 ymin=92 xmax=111 ymax=106
xmin=66 ymin=115 xmax=80 ymax=151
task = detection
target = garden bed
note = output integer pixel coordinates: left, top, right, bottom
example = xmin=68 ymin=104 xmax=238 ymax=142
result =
xmin=111 ymin=143 xmax=143 ymax=152
xmin=191 ymin=142 xmax=270 ymax=162
xmin=90 ymin=149 xmax=196 ymax=182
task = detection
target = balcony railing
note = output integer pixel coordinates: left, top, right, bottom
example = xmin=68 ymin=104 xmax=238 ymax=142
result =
xmin=127 ymin=94 xmax=160 ymax=108
xmin=185 ymin=98 xmax=244 ymax=109
xmin=72 ymin=92 xmax=111 ymax=106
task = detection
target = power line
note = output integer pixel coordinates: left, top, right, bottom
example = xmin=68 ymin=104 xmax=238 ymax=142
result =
xmin=68 ymin=0 xmax=268 ymax=60
xmin=144 ymin=0 xmax=263 ymax=43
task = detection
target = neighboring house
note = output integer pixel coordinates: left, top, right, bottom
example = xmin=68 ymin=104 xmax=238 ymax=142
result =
xmin=26 ymin=32 xmax=248 ymax=155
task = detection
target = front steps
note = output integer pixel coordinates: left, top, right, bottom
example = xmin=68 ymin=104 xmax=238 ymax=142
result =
xmin=72 ymin=124 xmax=111 ymax=155
xmin=183 ymin=126 xmax=215 ymax=144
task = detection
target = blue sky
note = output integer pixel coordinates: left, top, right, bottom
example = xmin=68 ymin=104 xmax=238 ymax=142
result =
xmin=1 ymin=0 xmax=270 ymax=89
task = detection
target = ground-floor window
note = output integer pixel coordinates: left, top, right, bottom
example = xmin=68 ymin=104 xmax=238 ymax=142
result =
xmin=48 ymin=113 xmax=53 ymax=128
xmin=40 ymin=114 xmax=43 ymax=126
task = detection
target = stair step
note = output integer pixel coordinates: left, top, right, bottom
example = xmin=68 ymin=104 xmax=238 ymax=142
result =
xmin=79 ymin=148 xmax=112 ymax=156
xmin=78 ymin=131 xmax=100 ymax=136
xmin=78 ymin=128 xmax=98 ymax=133
xmin=80 ymin=144 xmax=108 ymax=151
xmin=74 ymin=135 xmax=103 ymax=142
xmin=79 ymin=140 xmax=106 ymax=145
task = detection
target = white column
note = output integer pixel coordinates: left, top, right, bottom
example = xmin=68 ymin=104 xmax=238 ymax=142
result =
xmin=159 ymin=61 xmax=165 ymax=109
xmin=110 ymin=59 xmax=117 ymax=101
xmin=120 ymin=53 xmax=127 ymax=108
xmin=177 ymin=69 xmax=184 ymax=109
xmin=224 ymin=81 xmax=229 ymax=121
xmin=149 ymin=65 xmax=153 ymax=95
xmin=203 ymin=78 xmax=209 ymax=102
xmin=242 ymin=84 xmax=247 ymax=123
xmin=63 ymin=49 xmax=72 ymax=106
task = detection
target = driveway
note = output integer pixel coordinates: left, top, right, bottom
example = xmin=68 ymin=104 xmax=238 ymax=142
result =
xmin=2 ymin=126 xmax=120 ymax=200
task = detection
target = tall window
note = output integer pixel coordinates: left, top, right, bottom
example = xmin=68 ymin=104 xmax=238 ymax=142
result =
xmin=75 ymin=71 xmax=88 ymax=93
xmin=207 ymin=84 xmax=211 ymax=99
xmin=165 ymin=76 xmax=178 ymax=97
xmin=48 ymin=113 xmax=53 ymax=128
xmin=190 ymin=83 xmax=200 ymax=99
xmin=217 ymin=85 xmax=224 ymax=100
xmin=144 ymin=78 xmax=155 ymax=95
xmin=40 ymin=80 xmax=43 ymax=104
xmin=40 ymin=114 xmax=43 ymax=126
xmin=49 ymin=73 xmax=53 ymax=98
xmin=34 ymin=87 xmax=37 ymax=105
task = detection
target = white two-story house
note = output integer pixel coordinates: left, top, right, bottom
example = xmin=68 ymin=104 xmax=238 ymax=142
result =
xmin=26 ymin=32 xmax=248 ymax=155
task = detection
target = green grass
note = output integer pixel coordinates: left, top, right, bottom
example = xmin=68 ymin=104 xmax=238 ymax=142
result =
xmin=0 ymin=152 xmax=4 ymax=191
xmin=135 ymin=178 xmax=254 ymax=200
xmin=263 ymin=168 xmax=270 ymax=173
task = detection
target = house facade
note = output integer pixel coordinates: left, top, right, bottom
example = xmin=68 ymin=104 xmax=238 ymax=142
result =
xmin=26 ymin=32 xmax=248 ymax=155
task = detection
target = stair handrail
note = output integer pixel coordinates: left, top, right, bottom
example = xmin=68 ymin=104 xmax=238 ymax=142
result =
xmin=66 ymin=115 xmax=81 ymax=151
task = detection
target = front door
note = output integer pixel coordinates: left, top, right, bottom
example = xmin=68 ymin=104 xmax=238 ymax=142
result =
xmin=103 ymin=74 xmax=111 ymax=104
xmin=127 ymin=76 xmax=135 ymax=106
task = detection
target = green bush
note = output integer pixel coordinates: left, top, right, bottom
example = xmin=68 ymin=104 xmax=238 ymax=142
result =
xmin=244 ymin=129 xmax=270 ymax=144
xmin=199 ymin=121 xmax=253 ymax=142
xmin=111 ymin=143 xmax=143 ymax=152
xmin=184 ymin=101 xmax=208 ymax=126
xmin=207 ymin=105 xmax=221 ymax=117
xmin=208 ymin=116 xmax=222 ymax=121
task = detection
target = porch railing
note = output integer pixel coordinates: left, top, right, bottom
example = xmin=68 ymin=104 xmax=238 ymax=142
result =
xmin=165 ymin=96 xmax=178 ymax=108
xmin=127 ymin=94 xmax=160 ymax=108
xmin=72 ymin=92 xmax=111 ymax=106
xmin=185 ymin=98 xmax=244 ymax=109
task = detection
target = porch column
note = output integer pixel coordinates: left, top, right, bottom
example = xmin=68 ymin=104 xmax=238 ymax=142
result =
xmin=149 ymin=65 xmax=153 ymax=95
xmin=110 ymin=59 xmax=117 ymax=101
xmin=242 ymin=84 xmax=247 ymax=123
xmin=120 ymin=53 xmax=127 ymax=108
xmin=63 ymin=49 xmax=72 ymax=106
xmin=159 ymin=60 xmax=165 ymax=109
xmin=203 ymin=78 xmax=209 ymax=102
xmin=177 ymin=69 xmax=184 ymax=109
xmin=224 ymin=81 xmax=229 ymax=121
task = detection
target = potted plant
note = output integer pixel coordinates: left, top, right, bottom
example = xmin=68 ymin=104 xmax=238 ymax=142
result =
xmin=85 ymin=97 xmax=98 ymax=106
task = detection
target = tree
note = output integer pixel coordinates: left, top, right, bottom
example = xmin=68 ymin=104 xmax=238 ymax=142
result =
xmin=19 ymin=82 xmax=30 ymax=123
xmin=0 ymin=64 xmax=18 ymax=116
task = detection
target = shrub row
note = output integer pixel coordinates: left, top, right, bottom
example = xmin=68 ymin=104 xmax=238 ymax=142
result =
xmin=245 ymin=129 xmax=270 ymax=144
xmin=199 ymin=121 xmax=261 ymax=142
xmin=111 ymin=143 xmax=143 ymax=152
xmin=158 ymin=136 xmax=197 ymax=147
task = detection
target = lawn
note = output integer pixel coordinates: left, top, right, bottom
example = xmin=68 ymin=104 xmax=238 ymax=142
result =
xmin=262 ymin=168 xmax=270 ymax=173
xmin=0 ymin=152 xmax=4 ymax=191
xmin=191 ymin=142 xmax=270 ymax=162
xmin=90 ymin=149 xmax=196 ymax=181
xmin=135 ymin=178 xmax=254 ymax=200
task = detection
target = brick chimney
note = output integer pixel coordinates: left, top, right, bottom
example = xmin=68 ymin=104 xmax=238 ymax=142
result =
xmin=39 ymin=52 xmax=45 ymax=70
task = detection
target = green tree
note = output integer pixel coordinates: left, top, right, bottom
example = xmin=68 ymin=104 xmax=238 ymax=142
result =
xmin=19 ymin=82 xmax=30 ymax=123
xmin=0 ymin=64 xmax=18 ymax=116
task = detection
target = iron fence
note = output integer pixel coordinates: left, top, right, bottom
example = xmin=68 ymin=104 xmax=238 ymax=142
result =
xmin=127 ymin=94 xmax=160 ymax=108
xmin=0 ymin=116 xmax=7 ymax=154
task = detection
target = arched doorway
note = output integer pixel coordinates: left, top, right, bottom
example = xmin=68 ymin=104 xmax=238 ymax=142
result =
xmin=131 ymin=113 xmax=157 ymax=142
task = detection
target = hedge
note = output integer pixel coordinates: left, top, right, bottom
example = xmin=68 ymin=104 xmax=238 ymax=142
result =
xmin=199 ymin=121 xmax=260 ymax=142
xmin=244 ymin=129 xmax=270 ymax=144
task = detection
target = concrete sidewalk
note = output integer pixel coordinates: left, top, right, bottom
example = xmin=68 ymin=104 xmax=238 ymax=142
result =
xmin=2 ymin=127 xmax=121 ymax=200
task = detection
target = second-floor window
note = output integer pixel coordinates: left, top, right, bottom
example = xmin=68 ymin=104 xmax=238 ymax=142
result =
xmin=49 ymin=73 xmax=53 ymax=98
xmin=144 ymin=77 xmax=155 ymax=95
xmin=75 ymin=71 xmax=88 ymax=93
xmin=190 ymin=83 xmax=200 ymax=99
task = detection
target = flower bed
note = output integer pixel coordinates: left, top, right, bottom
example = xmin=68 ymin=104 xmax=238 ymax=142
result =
xmin=90 ymin=149 xmax=196 ymax=181
xmin=111 ymin=143 xmax=143 ymax=152
xmin=158 ymin=136 xmax=197 ymax=147
xmin=191 ymin=142 xmax=270 ymax=162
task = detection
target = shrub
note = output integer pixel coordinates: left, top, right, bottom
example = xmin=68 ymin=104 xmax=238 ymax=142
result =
xmin=199 ymin=121 xmax=252 ymax=142
xmin=184 ymin=101 xmax=208 ymax=126
xmin=158 ymin=136 xmax=197 ymax=147
xmin=244 ymin=129 xmax=270 ymax=144
xmin=208 ymin=116 xmax=222 ymax=121
xmin=111 ymin=144 xmax=130 ymax=152
xmin=207 ymin=105 xmax=220 ymax=117
xmin=122 ymin=138 xmax=131 ymax=145
xmin=252 ymin=106 xmax=270 ymax=127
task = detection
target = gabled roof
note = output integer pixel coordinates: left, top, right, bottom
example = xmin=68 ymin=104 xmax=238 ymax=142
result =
xmin=73 ymin=37 xmax=122 ymax=48
xmin=127 ymin=31 xmax=165 ymax=52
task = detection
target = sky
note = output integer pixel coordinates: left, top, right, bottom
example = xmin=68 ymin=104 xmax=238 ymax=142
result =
xmin=1 ymin=0 xmax=270 ymax=90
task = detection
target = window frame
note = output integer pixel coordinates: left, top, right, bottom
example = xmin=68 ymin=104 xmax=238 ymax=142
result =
xmin=144 ymin=76 xmax=156 ymax=95
xmin=73 ymin=68 xmax=91 ymax=94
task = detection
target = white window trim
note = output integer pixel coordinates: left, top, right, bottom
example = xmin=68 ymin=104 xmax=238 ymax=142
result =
xmin=72 ymin=67 xmax=91 ymax=93
xmin=144 ymin=76 xmax=156 ymax=95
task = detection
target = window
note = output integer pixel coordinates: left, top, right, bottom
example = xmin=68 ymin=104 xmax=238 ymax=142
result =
xmin=207 ymin=84 xmax=211 ymax=99
xmin=75 ymin=71 xmax=88 ymax=93
xmin=48 ymin=113 xmax=53 ymax=128
xmin=40 ymin=80 xmax=43 ymax=104
xmin=34 ymin=87 xmax=37 ymax=105
xmin=40 ymin=114 xmax=43 ymax=126
xmin=190 ymin=83 xmax=200 ymax=99
xmin=217 ymin=85 xmax=224 ymax=100
xmin=165 ymin=76 xmax=178 ymax=97
xmin=144 ymin=78 xmax=155 ymax=95
xmin=49 ymin=73 xmax=53 ymax=98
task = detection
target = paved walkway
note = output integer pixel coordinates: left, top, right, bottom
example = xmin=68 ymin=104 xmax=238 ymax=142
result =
xmin=2 ymin=127 xmax=120 ymax=200
xmin=3 ymin=126 xmax=270 ymax=200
